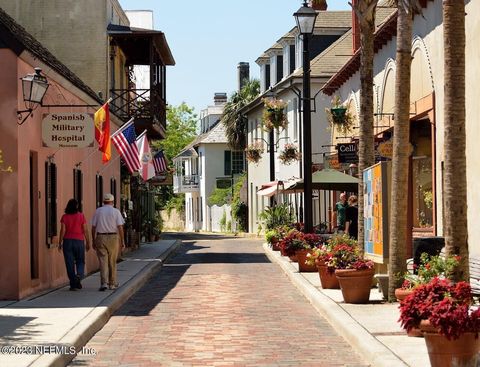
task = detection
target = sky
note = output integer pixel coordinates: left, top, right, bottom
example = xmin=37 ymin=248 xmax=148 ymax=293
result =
xmin=118 ymin=0 xmax=351 ymax=117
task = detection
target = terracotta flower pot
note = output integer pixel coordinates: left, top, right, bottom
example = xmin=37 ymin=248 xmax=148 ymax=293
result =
xmin=317 ymin=265 xmax=340 ymax=289
xmin=289 ymin=254 xmax=298 ymax=263
xmin=335 ymin=268 xmax=375 ymax=304
xmin=295 ymin=249 xmax=317 ymax=272
xmin=395 ymin=288 xmax=414 ymax=302
xmin=271 ymin=242 xmax=281 ymax=251
xmin=423 ymin=330 xmax=480 ymax=367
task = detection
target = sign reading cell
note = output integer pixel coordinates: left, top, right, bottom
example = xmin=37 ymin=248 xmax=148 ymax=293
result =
xmin=337 ymin=143 xmax=358 ymax=163
xmin=42 ymin=113 xmax=94 ymax=148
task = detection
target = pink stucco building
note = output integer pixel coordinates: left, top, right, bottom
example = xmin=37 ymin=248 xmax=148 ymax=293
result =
xmin=0 ymin=9 xmax=122 ymax=300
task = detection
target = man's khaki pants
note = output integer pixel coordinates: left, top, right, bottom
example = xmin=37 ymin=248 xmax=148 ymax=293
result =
xmin=95 ymin=234 xmax=119 ymax=286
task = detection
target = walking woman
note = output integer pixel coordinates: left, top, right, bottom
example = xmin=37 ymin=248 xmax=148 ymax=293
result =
xmin=58 ymin=199 xmax=90 ymax=291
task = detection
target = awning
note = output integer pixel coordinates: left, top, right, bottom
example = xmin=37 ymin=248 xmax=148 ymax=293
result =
xmin=257 ymin=179 xmax=300 ymax=197
xmin=284 ymin=169 xmax=359 ymax=192
xmin=107 ymin=23 xmax=175 ymax=66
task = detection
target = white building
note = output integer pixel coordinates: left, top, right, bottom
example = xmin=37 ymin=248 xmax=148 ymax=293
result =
xmin=321 ymin=0 xmax=480 ymax=259
xmin=242 ymin=8 xmax=359 ymax=233
xmin=173 ymin=94 xmax=246 ymax=232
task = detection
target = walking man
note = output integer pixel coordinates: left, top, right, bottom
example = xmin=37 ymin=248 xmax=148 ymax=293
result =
xmin=91 ymin=193 xmax=125 ymax=291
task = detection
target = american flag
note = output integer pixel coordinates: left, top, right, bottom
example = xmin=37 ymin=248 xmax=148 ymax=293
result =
xmin=153 ymin=150 xmax=168 ymax=174
xmin=111 ymin=119 xmax=141 ymax=174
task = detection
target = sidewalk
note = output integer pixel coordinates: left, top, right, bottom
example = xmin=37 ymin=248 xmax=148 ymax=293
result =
xmin=263 ymin=243 xmax=430 ymax=367
xmin=0 ymin=239 xmax=181 ymax=367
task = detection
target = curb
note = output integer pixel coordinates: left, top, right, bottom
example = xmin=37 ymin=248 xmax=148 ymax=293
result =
xmin=263 ymin=243 xmax=408 ymax=367
xmin=33 ymin=239 xmax=182 ymax=367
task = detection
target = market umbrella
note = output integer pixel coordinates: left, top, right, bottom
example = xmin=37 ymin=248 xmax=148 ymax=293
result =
xmin=284 ymin=169 xmax=359 ymax=193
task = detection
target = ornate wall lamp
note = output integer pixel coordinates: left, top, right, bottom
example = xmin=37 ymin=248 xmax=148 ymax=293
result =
xmin=17 ymin=68 xmax=49 ymax=125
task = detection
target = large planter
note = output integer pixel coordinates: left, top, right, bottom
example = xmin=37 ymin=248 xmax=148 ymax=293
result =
xmin=271 ymin=242 xmax=281 ymax=251
xmin=295 ymin=249 xmax=317 ymax=272
xmin=289 ymin=254 xmax=298 ymax=263
xmin=317 ymin=265 xmax=340 ymax=289
xmin=422 ymin=330 xmax=480 ymax=367
xmin=335 ymin=268 xmax=375 ymax=304
xmin=395 ymin=288 xmax=414 ymax=302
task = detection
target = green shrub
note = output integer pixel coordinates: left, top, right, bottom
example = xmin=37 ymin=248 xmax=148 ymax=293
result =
xmin=208 ymin=188 xmax=231 ymax=206
xmin=220 ymin=210 xmax=227 ymax=232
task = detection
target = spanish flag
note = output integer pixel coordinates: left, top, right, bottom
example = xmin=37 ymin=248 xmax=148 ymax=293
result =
xmin=94 ymin=102 xmax=111 ymax=163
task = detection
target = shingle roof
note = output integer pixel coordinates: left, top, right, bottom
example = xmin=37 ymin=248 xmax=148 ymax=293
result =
xmin=0 ymin=7 xmax=102 ymax=105
xmin=174 ymin=121 xmax=228 ymax=159
xmin=294 ymin=30 xmax=353 ymax=78
xmin=314 ymin=10 xmax=351 ymax=29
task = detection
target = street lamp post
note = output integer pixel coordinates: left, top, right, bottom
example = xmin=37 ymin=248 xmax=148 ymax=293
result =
xmin=294 ymin=1 xmax=317 ymax=233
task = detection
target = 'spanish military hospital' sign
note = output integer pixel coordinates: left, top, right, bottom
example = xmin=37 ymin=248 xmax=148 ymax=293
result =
xmin=42 ymin=113 xmax=94 ymax=148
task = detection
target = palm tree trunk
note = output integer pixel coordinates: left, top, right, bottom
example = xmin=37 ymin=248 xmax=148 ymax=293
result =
xmin=388 ymin=5 xmax=413 ymax=301
xmin=443 ymin=0 xmax=468 ymax=281
xmin=356 ymin=0 xmax=378 ymax=249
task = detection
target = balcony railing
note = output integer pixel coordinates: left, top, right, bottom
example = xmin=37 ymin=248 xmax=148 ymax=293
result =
xmin=110 ymin=84 xmax=166 ymax=131
xmin=173 ymin=175 xmax=200 ymax=193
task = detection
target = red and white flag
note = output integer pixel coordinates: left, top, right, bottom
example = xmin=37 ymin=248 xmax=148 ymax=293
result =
xmin=136 ymin=130 xmax=155 ymax=181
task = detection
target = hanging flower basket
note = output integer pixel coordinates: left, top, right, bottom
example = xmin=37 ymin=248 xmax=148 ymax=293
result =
xmin=278 ymin=143 xmax=301 ymax=165
xmin=262 ymin=98 xmax=288 ymax=131
xmin=325 ymin=96 xmax=355 ymax=134
xmin=245 ymin=142 xmax=264 ymax=163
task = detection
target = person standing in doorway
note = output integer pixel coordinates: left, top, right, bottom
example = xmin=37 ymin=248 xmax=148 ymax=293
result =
xmin=91 ymin=193 xmax=125 ymax=291
xmin=345 ymin=195 xmax=359 ymax=240
xmin=58 ymin=199 xmax=90 ymax=291
xmin=333 ymin=192 xmax=349 ymax=232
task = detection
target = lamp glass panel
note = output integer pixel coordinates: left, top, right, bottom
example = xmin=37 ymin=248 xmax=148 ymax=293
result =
xmin=296 ymin=16 xmax=316 ymax=34
xmin=21 ymin=77 xmax=33 ymax=102
xmin=30 ymin=81 xmax=48 ymax=103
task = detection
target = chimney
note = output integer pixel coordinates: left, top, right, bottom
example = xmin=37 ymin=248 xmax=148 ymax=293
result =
xmin=310 ymin=0 xmax=327 ymax=11
xmin=352 ymin=0 xmax=361 ymax=52
xmin=214 ymin=93 xmax=227 ymax=106
xmin=237 ymin=62 xmax=250 ymax=91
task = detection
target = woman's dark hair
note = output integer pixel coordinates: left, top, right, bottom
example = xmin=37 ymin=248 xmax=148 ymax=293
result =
xmin=65 ymin=199 xmax=79 ymax=214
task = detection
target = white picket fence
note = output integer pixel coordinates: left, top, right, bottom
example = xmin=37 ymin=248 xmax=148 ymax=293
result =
xmin=209 ymin=204 xmax=236 ymax=233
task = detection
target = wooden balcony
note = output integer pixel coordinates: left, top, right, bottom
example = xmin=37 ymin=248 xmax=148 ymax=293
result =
xmin=173 ymin=175 xmax=200 ymax=194
xmin=110 ymin=85 xmax=166 ymax=139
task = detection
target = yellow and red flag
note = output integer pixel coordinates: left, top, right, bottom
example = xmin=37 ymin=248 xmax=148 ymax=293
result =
xmin=94 ymin=102 xmax=111 ymax=163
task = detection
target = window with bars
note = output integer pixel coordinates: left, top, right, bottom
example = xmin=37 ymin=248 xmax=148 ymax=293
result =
xmin=45 ymin=161 xmax=57 ymax=247
xmin=96 ymin=175 xmax=103 ymax=208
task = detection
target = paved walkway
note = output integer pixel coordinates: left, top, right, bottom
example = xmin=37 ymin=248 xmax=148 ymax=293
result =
xmin=262 ymin=243 xmax=430 ymax=367
xmin=70 ymin=234 xmax=368 ymax=367
xmin=0 ymin=239 xmax=181 ymax=367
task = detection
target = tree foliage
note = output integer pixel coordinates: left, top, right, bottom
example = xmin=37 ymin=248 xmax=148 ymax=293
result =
xmin=150 ymin=102 xmax=197 ymax=211
xmin=152 ymin=102 xmax=198 ymax=164
xmin=221 ymin=79 xmax=260 ymax=150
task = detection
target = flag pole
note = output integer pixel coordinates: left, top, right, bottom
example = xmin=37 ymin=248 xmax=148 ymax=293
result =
xmin=96 ymin=154 xmax=121 ymax=175
xmin=75 ymin=146 xmax=99 ymax=167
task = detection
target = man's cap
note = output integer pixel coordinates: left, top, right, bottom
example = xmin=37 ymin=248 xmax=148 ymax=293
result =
xmin=103 ymin=193 xmax=114 ymax=202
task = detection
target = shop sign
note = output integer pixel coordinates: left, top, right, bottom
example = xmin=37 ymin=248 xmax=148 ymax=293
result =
xmin=42 ymin=113 xmax=94 ymax=148
xmin=377 ymin=139 xmax=393 ymax=159
xmin=324 ymin=154 xmax=350 ymax=171
xmin=337 ymin=143 xmax=358 ymax=163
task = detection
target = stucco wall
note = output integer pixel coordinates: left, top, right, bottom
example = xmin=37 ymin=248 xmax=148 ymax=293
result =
xmin=0 ymin=0 xmax=129 ymax=99
xmin=0 ymin=50 xmax=121 ymax=299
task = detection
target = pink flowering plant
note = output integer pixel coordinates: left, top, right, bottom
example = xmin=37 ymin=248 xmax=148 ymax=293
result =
xmin=262 ymin=98 xmax=287 ymax=131
xmin=398 ymin=277 xmax=480 ymax=340
xmin=325 ymin=235 xmax=374 ymax=271
xmin=278 ymin=144 xmax=301 ymax=165
xmin=279 ymin=230 xmax=322 ymax=257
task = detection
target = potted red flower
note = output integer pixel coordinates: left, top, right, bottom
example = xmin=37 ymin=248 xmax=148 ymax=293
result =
xmin=325 ymin=235 xmax=374 ymax=303
xmin=398 ymin=277 xmax=480 ymax=367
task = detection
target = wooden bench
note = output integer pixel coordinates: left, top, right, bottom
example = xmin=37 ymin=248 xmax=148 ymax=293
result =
xmin=437 ymin=249 xmax=480 ymax=295
xmin=469 ymin=255 xmax=480 ymax=295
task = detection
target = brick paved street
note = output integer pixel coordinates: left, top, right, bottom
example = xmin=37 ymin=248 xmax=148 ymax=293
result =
xmin=70 ymin=233 xmax=369 ymax=367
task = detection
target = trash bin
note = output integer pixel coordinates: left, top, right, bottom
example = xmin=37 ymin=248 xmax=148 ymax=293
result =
xmin=413 ymin=237 xmax=445 ymax=269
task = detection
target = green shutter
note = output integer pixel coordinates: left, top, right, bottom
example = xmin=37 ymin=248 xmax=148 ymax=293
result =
xmin=224 ymin=151 xmax=232 ymax=176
